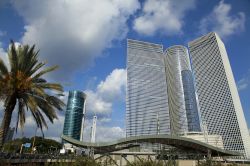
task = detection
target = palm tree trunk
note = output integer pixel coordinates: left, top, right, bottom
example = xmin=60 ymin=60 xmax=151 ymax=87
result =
xmin=0 ymin=95 xmax=16 ymax=147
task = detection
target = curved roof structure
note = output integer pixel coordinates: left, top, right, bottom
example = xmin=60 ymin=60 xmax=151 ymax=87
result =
xmin=61 ymin=134 xmax=240 ymax=156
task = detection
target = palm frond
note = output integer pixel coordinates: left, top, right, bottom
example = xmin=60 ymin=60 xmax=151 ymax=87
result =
xmin=17 ymin=45 xmax=29 ymax=71
xmin=46 ymin=96 xmax=65 ymax=111
xmin=30 ymin=111 xmax=45 ymax=137
xmin=16 ymin=100 xmax=26 ymax=132
xmin=28 ymin=87 xmax=46 ymax=98
xmin=0 ymin=58 xmax=8 ymax=75
xmin=28 ymin=93 xmax=60 ymax=122
xmin=33 ymin=78 xmax=47 ymax=83
xmin=37 ymin=102 xmax=57 ymax=123
xmin=24 ymin=50 xmax=39 ymax=75
xmin=0 ymin=40 xmax=65 ymax=144
xmin=26 ymin=95 xmax=38 ymax=114
xmin=25 ymin=95 xmax=47 ymax=136
xmin=32 ymin=65 xmax=58 ymax=80
xmin=37 ymin=110 xmax=48 ymax=129
xmin=28 ymin=62 xmax=46 ymax=77
xmin=36 ymin=83 xmax=64 ymax=92
xmin=8 ymin=40 xmax=18 ymax=74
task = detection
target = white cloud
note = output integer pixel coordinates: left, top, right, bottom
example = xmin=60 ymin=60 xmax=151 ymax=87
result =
xmin=199 ymin=0 xmax=245 ymax=39
xmin=11 ymin=0 xmax=139 ymax=80
xmin=0 ymin=45 xmax=5 ymax=55
xmin=85 ymin=90 xmax=113 ymax=115
xmin=237 ymin=79 xmax=248 ymax=91
xmin=97 ymin=68 xmax=127 ymax=102
xmin=0 ymin=31 xmax=6 ymax=37
xmin=12 ymin=68 xmax=127 ymax=141
xmin=133 ymin=0 xmax=195 ymax=36
xmin=96 ymin=126 xmax=125 ymax=142
xmin=85 ymin=68 xmax=126 ymax=116
xmin=83 ymin=119 xmax=125 ymax=142
xmin=237 ymin=70 xmax=250 ymax=91
xmin=0 ymin=43 xmax=8 ymax=65
xmin=0 ymin=42 xmax=23 ymax=70
xmin=82 ymin=68 xmax=127 ymax=141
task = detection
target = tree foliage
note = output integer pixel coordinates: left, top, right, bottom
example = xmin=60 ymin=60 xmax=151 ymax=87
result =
xmin=0 ymin=41 xmax=65 ymax=146
xmin=3 ymin=136 xmax=62 ymax=154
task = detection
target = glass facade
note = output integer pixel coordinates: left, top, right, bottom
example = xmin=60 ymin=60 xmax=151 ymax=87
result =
xmin=164 ymin=46 xmax=201 ymax=135
xmin=63 ymin=91 xmax=86 ymax=141
xmin=181 ymin=70 xmax=201 ymax=132
xmin=126 ymin=39 xmax=170 ymax=137
xmin=125 ymin=35 xmax=250 ymax=158
xmin=126 ymin=41 xmax=202 ymax=138
xmin=189 ymin=32 xmax=250 ymax=158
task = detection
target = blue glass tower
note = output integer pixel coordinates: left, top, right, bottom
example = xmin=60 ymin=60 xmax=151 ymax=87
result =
xmin=63 ymin=91 xmax=86 ymax=141
xmin=182 ymin=70 xmax=201 ymax=132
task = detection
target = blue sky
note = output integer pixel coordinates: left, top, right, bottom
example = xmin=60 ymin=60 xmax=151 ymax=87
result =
xmin=0 ymin=0 xmax=249 ymax=141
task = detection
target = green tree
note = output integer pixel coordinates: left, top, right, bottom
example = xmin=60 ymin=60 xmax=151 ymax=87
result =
xmin=0 ymin=41 xmax=65 ymax=146
xmin=3 ymin=137 xmax=62 ymax=154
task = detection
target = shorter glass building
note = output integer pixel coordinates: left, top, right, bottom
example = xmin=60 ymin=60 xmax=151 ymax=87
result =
xmin=63 ymin=91 xmax=86 ymax=141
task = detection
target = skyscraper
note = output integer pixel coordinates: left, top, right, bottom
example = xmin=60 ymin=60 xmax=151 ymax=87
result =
xmin=63 ymin=91 xmax=87 ymax=141
xmin=126 ymin=39 xmax=170 ymax=137
xmin=188 ymin=32 xmax=250 ymax=158
xmin=165 ymin=46 xmax=201 ymax=135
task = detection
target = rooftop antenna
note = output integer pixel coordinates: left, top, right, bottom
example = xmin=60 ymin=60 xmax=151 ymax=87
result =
xmin=80 ymin=94 xmax=87 ymax=142
xmin=89 ymin=115 xmax=97 ymax=158
xmin=90 ymin=115 xmax=97 ymax=143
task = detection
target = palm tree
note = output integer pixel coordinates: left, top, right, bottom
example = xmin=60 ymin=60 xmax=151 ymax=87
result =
xmin=0 ymin=41 xmax=65 ymax=146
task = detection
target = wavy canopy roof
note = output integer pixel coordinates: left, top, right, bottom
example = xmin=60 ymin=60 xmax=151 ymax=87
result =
xmin=61 ymin=134 xmax=240 ymax=157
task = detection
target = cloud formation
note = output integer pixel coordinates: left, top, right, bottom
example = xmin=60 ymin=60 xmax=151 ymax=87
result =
xmin=95 ymin=126 xmax=125 ymax=142
xmin=85 ymin=68 xmax=127 ymax=116
xmin=237 ymin=70 xmax=250 ymax=91
xmin=133 ymin=0 xmax=196 ymax=36
xmin=0 ymin=31 xmax=7 ymax=37
xmin=2 ymin=68 xmax=127 ymax=141
xmin=199 ymin=0 xmax=245 ymax=39
xmin=11 ymin=0 xmax=139 ymax=80
xmin=83 ymin=119 xmax=125 ymax=142
xmin=0 ymin=43 xmax=7 ymax=60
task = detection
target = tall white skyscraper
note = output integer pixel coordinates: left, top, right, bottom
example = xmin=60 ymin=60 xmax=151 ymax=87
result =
xmin=188 ymin=32 xmax=250 ymax=158
xmin=165 ymin=46 xmax=201 ymax=135
xmin=126 ymin=39 xmax=170 ymax=137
